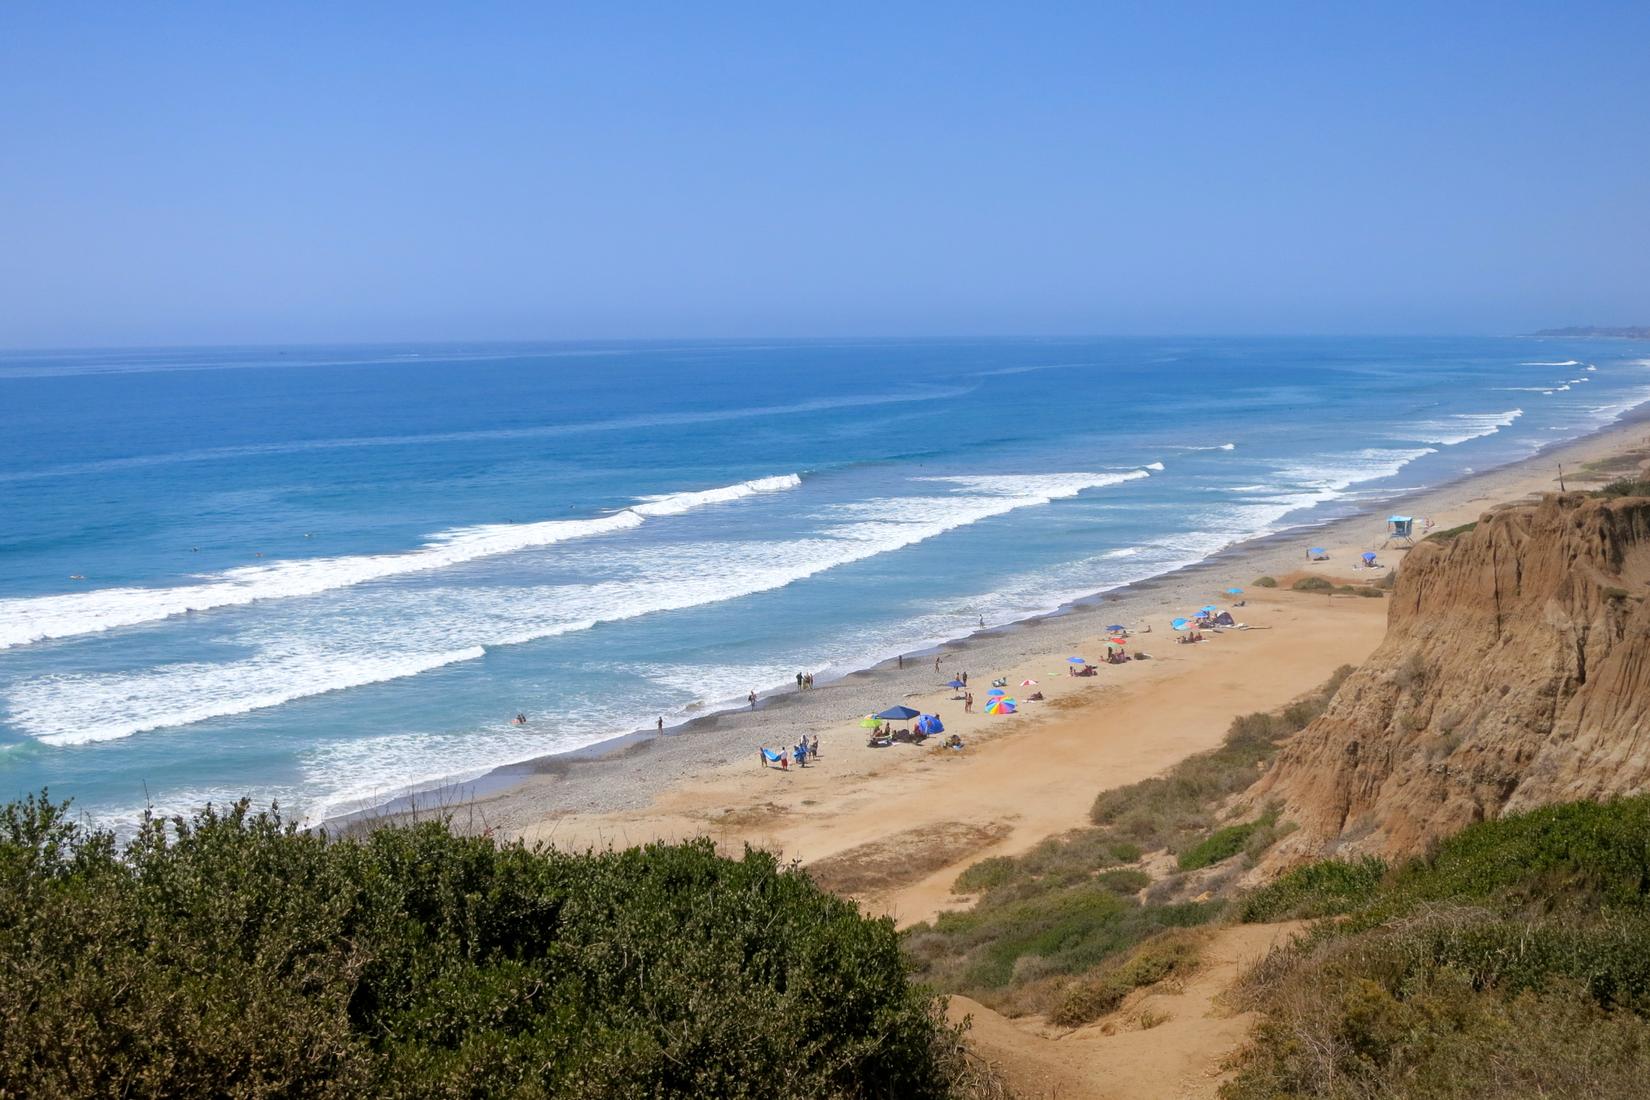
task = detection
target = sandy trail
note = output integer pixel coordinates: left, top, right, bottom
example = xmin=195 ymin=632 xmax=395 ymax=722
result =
xmin=949 ymin=921 xmax=1306 ymax=1100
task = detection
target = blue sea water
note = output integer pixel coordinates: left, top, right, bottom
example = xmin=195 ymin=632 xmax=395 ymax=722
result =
xmin=2 ymin=337 xmax=1646 ymax=825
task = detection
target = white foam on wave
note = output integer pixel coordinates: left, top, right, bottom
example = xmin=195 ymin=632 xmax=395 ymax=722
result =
xmin=1587 ymin=384 xmax=1650 ymax=427
xmin=0 ymin=474 xmax=805 ymax=650
xmin=1556 ymin=384 xmax=1571 ymax=391
xmin=9 ymin=645 xmax=488 ymax=746
xmin=631 ymin=473 xmax=802 ymax=515
xmin=1251 ymin=448 xmax=1437 ymax=526
xmin=1407 ymin=408 xmax=1522 ymax=446
xmin=1144 ymin=461 xmax=1165 ymax=471
xmin=6 ymin=471 xmax=1155 ymax=745
xmin=1522 ymin=360 xmax=1580 ymax=366
xmin=1587 ymin=365 xmax=1598 ymax=371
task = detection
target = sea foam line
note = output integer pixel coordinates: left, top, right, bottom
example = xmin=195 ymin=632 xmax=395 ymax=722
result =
xmin=0 ymin=474 xmax=804 ymax=650
xmin=7 ymin=471 xmax=1154 ymax=745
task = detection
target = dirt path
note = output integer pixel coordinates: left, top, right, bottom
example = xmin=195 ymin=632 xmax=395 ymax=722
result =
xmin=949 ymin=922 xmax=1304 ymax=1100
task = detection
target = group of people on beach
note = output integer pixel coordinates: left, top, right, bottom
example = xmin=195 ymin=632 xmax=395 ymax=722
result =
xmin=760 ymin=735 xmax=820 ymax=771
xmin=794 ymin=671 xmax=817 ymax=690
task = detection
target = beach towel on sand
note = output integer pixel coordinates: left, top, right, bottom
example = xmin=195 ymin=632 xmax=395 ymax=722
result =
xmin=761 ymin=748 xmax=785 ymax=764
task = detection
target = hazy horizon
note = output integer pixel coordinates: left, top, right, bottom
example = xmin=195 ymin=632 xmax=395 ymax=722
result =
xmin=3 ymin=3 xmax=1647 ymax=348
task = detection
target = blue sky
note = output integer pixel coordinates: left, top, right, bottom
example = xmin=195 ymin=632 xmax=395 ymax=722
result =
xmin=1 ymin=2 xmax=1646 ymax=346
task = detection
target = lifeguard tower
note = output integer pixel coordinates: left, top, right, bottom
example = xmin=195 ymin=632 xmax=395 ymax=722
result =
xmin=1384 ymin=515 xmax=1415 ymax=548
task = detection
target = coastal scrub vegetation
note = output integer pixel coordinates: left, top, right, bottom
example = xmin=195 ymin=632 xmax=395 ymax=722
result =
xmin=1224 ymin=796 xmax=1650 ymax=1098
xmin=1597 ymin=475 xmax=1650 ymax=498
xmin=904 ymin=668 xmax=1351 ymax=1021
xmin=0 ymin=794 xmax=968 ymax=1099
xmin=1252 ymin=576 xmax=1279 ymax=587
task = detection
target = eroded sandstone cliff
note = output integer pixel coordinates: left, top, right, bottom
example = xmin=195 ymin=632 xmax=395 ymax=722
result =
xmin=1251 ymin=492 xmax=1650 ymax=861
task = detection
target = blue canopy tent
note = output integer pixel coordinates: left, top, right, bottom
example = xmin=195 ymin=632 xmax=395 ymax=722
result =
xmin=916 ymin=714 xmax=945 ymax=735
xmin=1362 ymin=551 xmax=1378 ymax=565
xmin=1307 ymin=547 xmax=1329 ymax=561
xmin=875 ymin=705 xmax=921 ymax=721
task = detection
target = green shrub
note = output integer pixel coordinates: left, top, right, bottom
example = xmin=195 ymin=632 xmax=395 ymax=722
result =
xmin=953 ymin=855 xmax=1017 ymax=894
xmin=1598 ymin=477 xmax=1650 ymax=499
xmin=1225 ymin=796 xmax=1650 ymax=1098
xmin=1253 ymin=575 xmax=1278 ymax=588
xmin=0 ymin=794 xmax=961 ymax=1099
xmin=1236 ymin=856 xmax=1388 ymax=921
xmin=1292 ymin=575 xmax=1333 ymax=592
xmin=1178 ymin=810 xmax=1282 ymax=872
xmin=1048 ymin=929 xmax=1204 ymax=1027
xmin=1427 ymin=520 xmax=1478 ymax=542
xmin=1354 ymin=585 xmax=1385 ymax=597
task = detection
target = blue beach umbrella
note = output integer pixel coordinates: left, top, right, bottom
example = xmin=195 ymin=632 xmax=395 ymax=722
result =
xmin=875 ymin=705 xmax=921 ymax=721
xmin=1226 ymin=587 xmax=1243 ymax=595
xmin=986 ymin=688 xmax=1006 ymax=697
xmin=946 ymin=679 xmax=965 ymax=689
xmin=1067 ymin=656 xmax=1088 ymax=665
xmin=1199 ymin=604 xmax=1217 ymax=613
xmin=1105 ymin=624 xmax=1126 ymax=632
xmin=1171 ymin=618 xmax=1190 ymax=630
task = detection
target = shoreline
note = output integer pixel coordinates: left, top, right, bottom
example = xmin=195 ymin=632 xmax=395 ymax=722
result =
xmin=329 ymin=408 xmax=1650 ymax=838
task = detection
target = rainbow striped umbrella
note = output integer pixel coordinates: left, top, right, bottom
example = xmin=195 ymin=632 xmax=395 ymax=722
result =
xmin=984 ymin=697 xmax=1017 ymax=715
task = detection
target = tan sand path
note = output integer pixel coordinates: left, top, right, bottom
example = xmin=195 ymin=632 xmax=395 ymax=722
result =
xmin=948 ymin=921 xmax=1306 ymax=1100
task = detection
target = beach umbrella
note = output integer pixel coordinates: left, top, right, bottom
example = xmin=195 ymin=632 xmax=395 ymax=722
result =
xmin=946 ymin=679 xmax=965 ymax=689
xmin=875 ymin=705 xmax=921 ymax=721
xmin=1171 ymin=618 xmax=1190 ymax=631
xmin=1020 ymin=678 xmax=1038 ymax=686
xmin=1106 ymin=639 xmax=1124 ymax=650
xmin=1106 ymin=624 xmax=1126 ymax=632
xmin=1199 ymin=604 xmax=1217 ymax=613
xmin=917 ymin=714 xmax=946 ymax=734
xmin=1362 ymin=551 xmax=1377 ymax=564
xmin=858 ymin=715 xmax=882 ymax=728
xmin=986 ymin=688 xmax=1006 ymax=697
xmin=1226 ymin=587 xmax=1243 ymax=595
xmin=984 ymin=697 xmax=1016 ymax=715
xmin=1067 ymin=656 xmax=1087 ymax=665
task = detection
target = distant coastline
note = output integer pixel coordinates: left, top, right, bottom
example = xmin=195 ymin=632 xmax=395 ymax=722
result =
xmin=1528 ymin=325 xmax=1650 ymax=340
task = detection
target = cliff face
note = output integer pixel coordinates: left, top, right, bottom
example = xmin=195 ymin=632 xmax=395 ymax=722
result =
xmin=1253 ymin=493 xmax=1650 ymax=861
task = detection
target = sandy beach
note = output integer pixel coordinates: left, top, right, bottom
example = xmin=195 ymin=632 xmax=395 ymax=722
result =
xmin=363 ymin=413 xmax=1650 ymax=924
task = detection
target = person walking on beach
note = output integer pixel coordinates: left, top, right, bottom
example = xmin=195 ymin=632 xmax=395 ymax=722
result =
xmin=657 ymin=717 xmax=664 ymax=732
xmin=934 ymin=655 xmax=943 ymax=672
xmin=964 ymin=691 xmax=974 ymax=714
xmin=810 ymin=734 xmax=820 ymax=758
xmin=748 ymin=690 xmax=757 ymax=710
xmin=796 ymin=671 xmax=804 ymax=689
xmin=897 ymin=654 xmax=903 ymax=669
xmin=961 ymin=671 xmax=968 ymax=687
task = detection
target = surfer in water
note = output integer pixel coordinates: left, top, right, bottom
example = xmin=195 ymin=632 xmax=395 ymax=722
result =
xmin=512 ymin=713 xmax=526 ymax=726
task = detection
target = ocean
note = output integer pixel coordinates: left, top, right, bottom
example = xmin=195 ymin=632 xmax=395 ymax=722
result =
xmin=2 ymin=337 xmax=1645 ymax=826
